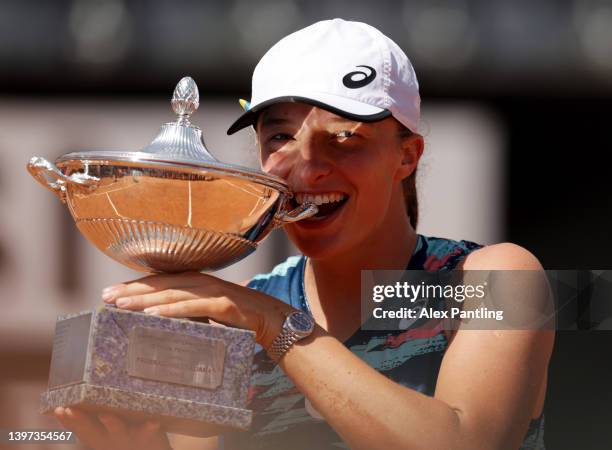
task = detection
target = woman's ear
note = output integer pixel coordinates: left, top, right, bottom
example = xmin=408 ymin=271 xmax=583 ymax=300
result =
xmin=395 ymin=133 xmax=424 ymax=181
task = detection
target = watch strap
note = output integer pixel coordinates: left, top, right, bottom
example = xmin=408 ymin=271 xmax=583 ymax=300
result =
xmin=267 ymin=312 xmax=314 ymax=362
xmin=267 ymin=327 xmax=300 ymax=362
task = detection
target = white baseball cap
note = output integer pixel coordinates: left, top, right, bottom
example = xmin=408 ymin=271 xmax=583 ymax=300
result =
xmin=227 ymin=18 xmax=421 ymax=135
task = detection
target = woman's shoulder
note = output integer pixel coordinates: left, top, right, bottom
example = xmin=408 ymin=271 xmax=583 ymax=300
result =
xmin=461 ymin=241 xmax=543 ymax=270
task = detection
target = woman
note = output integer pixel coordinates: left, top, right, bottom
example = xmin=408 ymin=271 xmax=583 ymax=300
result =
xmin=55 ymin=19 xmax=554 ymax=450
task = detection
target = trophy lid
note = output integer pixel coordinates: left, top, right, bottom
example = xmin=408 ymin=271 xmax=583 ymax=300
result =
xmin=57 ymin=77 xmax=287 ymax=191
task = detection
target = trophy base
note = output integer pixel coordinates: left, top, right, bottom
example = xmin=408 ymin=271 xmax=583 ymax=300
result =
xmin=41 ymin=383 xmax=252 ymax=436
xmin=41 ymin=307 xmax=256 ymax=437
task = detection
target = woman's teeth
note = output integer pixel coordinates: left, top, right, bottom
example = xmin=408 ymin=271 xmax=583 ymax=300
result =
xmin=295 ymin=193 xmax=346 ymax=205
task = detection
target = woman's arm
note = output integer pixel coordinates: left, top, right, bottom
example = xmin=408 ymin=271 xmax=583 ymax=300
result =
xmin=100 ymin=243 xmax=553 ymax=450
xmin=274 ymin=243 xmax=554 ymax=450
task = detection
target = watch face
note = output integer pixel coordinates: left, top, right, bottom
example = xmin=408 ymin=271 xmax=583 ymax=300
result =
xmin=288 ymin=311 xmax=314 ymax=334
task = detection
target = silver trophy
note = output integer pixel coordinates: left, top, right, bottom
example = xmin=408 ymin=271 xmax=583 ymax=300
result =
xmin=27 ymin=77 xmax=317 ymax=436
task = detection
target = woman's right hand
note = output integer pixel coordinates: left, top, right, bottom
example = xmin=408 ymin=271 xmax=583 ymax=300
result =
xmin=54 ymin=407 xmax=172 ymax=450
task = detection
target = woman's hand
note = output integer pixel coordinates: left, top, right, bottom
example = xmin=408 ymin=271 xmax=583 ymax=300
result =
xmin=54 ymin=407 xmax=172 ymax=450
xmin=101 ymin=272 xmax=294 ymax=349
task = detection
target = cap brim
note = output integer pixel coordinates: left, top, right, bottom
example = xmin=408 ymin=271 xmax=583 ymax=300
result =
xmin=226 ymin=94 xmax=390 ymax=135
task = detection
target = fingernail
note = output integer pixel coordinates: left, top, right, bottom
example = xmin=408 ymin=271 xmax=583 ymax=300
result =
xmin=54 ymin=407 xmax=65 ymax=416
xmin=144 ymin=307 xmax=160 ymax=315
xmin=115 ymin=298 xmax=131 ymax=308
xmin=101 ymin=287 xmax=118 ymax=302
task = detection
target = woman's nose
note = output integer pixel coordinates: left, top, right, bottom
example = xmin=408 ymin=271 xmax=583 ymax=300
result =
xmin=291 ymin=138 xmax=333 ymax=184
xmin=262 ymin=134 xmax=332 ymax=183
xmin=291 ymin=156 xmax=332 ymax=185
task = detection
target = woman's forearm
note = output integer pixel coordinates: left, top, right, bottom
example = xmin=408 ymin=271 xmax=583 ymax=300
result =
xmin=278 ymin=326 xmax=464 ymax=450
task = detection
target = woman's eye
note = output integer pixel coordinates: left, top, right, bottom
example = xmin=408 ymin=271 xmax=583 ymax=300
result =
xmin=335 ymin=130 xmax=355 ymax=139
xmin=269 ymin=133 xmax=292 ymax=142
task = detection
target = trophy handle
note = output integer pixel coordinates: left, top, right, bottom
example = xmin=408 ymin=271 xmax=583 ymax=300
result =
xmin=27 ymin=156 xmax=100 ymax=203
xmin=274 ymin=202 xmax=318 ymax=226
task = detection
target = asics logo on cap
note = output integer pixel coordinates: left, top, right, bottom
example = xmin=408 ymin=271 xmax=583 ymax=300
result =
xmin=342 ymin=65 xmax=377 ymax=89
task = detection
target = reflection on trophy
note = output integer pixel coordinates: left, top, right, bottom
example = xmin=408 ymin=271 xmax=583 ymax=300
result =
xmin=26 ymin=77 xmax=317 ymax=436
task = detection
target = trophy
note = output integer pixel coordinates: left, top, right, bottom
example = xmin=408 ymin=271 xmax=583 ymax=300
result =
xmin=26 ymin=77 xmax=317 ymax=436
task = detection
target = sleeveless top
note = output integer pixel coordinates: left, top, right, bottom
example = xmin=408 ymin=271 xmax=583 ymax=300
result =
xmin=222 ymin=234 xmax=546 ymax=450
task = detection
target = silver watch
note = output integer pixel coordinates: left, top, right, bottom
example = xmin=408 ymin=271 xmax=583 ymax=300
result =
xmin=267 ymin=311 xmax=315 ymax=362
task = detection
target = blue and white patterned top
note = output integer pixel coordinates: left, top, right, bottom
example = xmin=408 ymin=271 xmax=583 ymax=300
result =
xmin=222 ymin=234 xmax=545 ymax=449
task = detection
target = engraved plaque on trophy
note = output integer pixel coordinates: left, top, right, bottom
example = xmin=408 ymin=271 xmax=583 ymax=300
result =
xmin=27 ymin=77 xmax=317 ymax=436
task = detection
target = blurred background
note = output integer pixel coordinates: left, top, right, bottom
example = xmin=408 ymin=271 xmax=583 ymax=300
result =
xmin=0 ymin=0 xmax=610 ymax=449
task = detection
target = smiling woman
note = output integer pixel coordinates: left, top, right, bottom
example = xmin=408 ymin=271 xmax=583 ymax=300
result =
xmin=254 ymin=103 xmax=420 ymax=261
xmin=55 ymin=18 xmax=553 ymax=450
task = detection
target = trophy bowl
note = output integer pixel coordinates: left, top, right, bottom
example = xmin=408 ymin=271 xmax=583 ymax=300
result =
xmin=28 ymin=77 xmax=317 ymax=436
xmin=27 ymin=77 xmax=316 ymax=273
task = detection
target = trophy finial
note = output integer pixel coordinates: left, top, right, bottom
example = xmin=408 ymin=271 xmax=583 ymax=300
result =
xmin=172 ymin=76 xmax=199 ymax=124
xmin=140 ymin=76 xmax=215 ymax=161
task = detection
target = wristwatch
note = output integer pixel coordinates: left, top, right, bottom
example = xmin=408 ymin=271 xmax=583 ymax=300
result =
xmin=267 ymin=311 xmax=315 ymax=362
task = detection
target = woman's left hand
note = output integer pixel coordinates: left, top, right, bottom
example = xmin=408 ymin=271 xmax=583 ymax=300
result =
xmin=54 ymin=407 xmax=172 ymax=450
xmin=101 ymin=272 xmax=293 ymax=349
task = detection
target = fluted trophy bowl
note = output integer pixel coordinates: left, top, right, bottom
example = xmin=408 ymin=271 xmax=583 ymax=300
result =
xmin=27 ymin=77 xmax=316 ymax=273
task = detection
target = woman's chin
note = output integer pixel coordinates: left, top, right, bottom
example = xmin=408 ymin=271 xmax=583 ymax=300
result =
xmin=284 ymin=225 xmax=357 ymax=261
xmin=284 ymin=202 xmax=380 ymax=260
